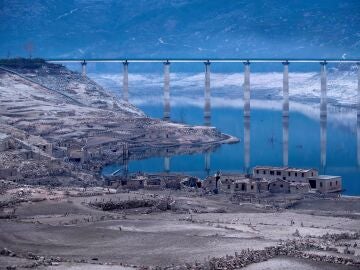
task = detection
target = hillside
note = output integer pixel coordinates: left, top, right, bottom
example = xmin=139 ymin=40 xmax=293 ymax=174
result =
xmin=0 ymin=59 xmax=236 ymax=185
xmin=1 ymin=0 xmax=359 ymax=59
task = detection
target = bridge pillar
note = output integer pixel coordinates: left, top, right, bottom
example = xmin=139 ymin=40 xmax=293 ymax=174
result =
xmin=164 ymin=156 xmax=170 ymax=173
xmin=357 ymin=63 xmax=360 ymax=167
xmin=204 ymin=60 xmax=211 ymax=126
xmin=123 ymin=143 xmax=129 ymax=160
xmin=81 ymin=60 xmax=87 ymax=76
xmin=282 ymin=61 xmax=289 ymax=117
xmin=243 ymin=61 xmax=251 ymax=117
xmin=282 ymin=115 xmax=289 ymax=167
xmin=163 ymin=60 xmax=170 ymax=120
xmin=244 ymin=115 xmax=250 ymax=174
xmin=123 ymin=61 xmax=129 ymax=102
xmin=320 ymin=61 xmax=327 ymax=117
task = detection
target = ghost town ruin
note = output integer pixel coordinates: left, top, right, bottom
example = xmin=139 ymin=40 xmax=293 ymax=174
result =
xmin=0 ymin=59 xmax=359 ymax=270
xmin=103 ymin=165 xmax=342 ymax=198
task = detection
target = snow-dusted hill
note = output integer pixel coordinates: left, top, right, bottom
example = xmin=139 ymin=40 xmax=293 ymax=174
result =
xmin=0 ymin=60 xmax=143 ymax=115
xmin=90 ymin=68 xmax=359 ymax=108
xmin=0 ymin=62 xmax=236 ymax=164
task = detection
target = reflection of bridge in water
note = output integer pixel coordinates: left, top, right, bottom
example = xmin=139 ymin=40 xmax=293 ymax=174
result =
xmin=48 ymin=58 xmax=360 ymax=175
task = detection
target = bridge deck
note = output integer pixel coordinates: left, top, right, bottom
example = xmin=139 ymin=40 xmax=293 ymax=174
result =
xmin=46 ymin=58 xmax=360 ymax=63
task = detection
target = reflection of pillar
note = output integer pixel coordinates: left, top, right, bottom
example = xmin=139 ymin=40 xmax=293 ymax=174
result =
xmin=204 ymin=151 xmax=211 ymax=176
xmin=81 ymin=60 xmax=87 ymax=76
xmin=283 ymin=61 xmax=289 ymax=117
xmin=164 ymin=156 xmax=170 ymax=173
xmin=123 ymin=61 xmax=129 ymax=102
xmin=357 ymin=63 xmax=360 ymax=167
xmin=163 ymin=61 xmax=170 ymax=120
xmin=124 ymin=159 xmax=129 ymax=178
xmin=244 ymin=116 xmax=250 ymax=174
xmin=204 ymin=61 xmax=211 ymax=126
xmin=282 ymin=116 xmax=289 ymax=167
xmin=123 ymin=143 xmax=129 ymax=177
xmin=357 ymin=115 xmax=360 ymax=167
xmin=320 ymin=115 xmax=327 ymax=174
xmin=320 ymin=62 xmax=327 ymax=117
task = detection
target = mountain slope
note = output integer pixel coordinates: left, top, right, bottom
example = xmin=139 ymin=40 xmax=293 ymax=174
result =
xmin=1 ymin=0 xmax=359 ymax=59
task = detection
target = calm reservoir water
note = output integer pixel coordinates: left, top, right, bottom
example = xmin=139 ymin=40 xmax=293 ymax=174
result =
xmin=88 ymin=70 xmax=360 ymax=196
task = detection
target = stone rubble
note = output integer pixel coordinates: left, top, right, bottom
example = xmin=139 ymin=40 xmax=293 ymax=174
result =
xmin=89 ymin=195 xmax=176 ymax=212
xmin=150 ymin=238 xmax=360 ymax=270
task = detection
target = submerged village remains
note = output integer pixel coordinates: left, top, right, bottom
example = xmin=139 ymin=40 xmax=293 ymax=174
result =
xmin=0 ymin=59 xmax=360 ymax=270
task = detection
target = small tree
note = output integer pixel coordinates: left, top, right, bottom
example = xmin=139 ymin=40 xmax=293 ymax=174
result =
xmin=24 ymin=41 xmax=34 ymax=58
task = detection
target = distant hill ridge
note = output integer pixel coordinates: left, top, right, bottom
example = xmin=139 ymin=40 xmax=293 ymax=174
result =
xmin=1 ymin=0 xmax=360 ymax=59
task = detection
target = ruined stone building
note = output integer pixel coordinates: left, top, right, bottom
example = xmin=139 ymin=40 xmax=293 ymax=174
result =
xmin=203 ymin=174 xmax=262 ymax=194
xmin=307 ymin=175 xmax=342 ymax=193
xmin=252 ymin=166 xmax=318 ymax=182
xmin=268 ymin=179 xmax=291 ymax=193
xmin=204 ymin=166 xmax=339 ymax=195
xmin=252 ymin=166 xmax=341 ymax=194
xmin=104 ymin=173 xmax=199 ymax=191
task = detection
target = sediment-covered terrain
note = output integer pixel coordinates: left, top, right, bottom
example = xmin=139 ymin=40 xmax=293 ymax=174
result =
xmin=0 ymin=59 xmax=237 ymax=186
xmin=0 ymin=185 xmax=359 ymax=269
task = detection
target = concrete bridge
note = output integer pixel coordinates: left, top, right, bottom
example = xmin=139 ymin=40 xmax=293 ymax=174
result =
xmin=47 ymin=58 xmax=360 ymax=175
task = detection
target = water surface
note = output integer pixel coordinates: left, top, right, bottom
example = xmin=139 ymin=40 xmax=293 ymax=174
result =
xmin=90 ymin=71 xmax=360 ymax=195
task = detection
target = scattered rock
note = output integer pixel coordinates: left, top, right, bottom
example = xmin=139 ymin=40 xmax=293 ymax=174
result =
xmin=325 ymin=246 xmax=337 ymax=252
xmin=293 ymin=229 xmax=301 ymax=237
xmin=169 ymin=238 xmax=360 ymax=270
xmin=344 ymin=246 xmax=355 ymax=255
xmin=0 ymin=247 xmax=15 ymax=257
xmin=27 ymin=252 xmax=39 ymax=260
